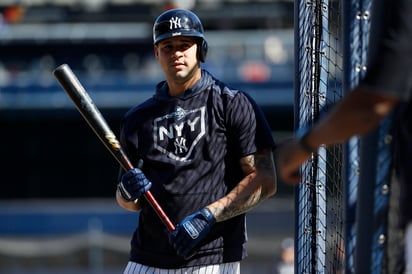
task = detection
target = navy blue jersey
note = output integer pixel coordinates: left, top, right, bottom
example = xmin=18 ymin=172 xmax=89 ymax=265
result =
xmin=394 ymin=100 xmax=412 ymax=228
xmin=119 ymin=70 xmax=275 ymax=268
xmin=361 ymin=0 xmax=412 ymax=101
xmin=360 ymin=0 xmax=412 ymax=228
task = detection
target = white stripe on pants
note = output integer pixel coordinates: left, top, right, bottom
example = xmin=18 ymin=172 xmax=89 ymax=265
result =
xmin=123 ymin=261 xmax=240 ymax=274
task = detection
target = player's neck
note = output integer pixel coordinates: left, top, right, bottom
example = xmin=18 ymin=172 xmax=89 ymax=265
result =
xmin=167 ymin=69 xmax=201 ymax=97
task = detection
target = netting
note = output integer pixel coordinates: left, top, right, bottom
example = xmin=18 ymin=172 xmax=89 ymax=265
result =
xmin=295 ymin=0 xmax=397 ymax=273
xmin=294 ymin=1 xmax=345 ymax=273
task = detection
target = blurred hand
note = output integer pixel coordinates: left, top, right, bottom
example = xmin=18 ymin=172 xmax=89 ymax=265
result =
xmin=118 ymin=168 xmax=152 ymax=201
xmin=169 ymin=208 xmax=216 ymax=258
xmin=276 ymin=138 xmax=312 ymax=185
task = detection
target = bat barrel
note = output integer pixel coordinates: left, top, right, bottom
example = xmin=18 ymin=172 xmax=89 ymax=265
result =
xmin=53 ymin=64 xmax=133 ymax=170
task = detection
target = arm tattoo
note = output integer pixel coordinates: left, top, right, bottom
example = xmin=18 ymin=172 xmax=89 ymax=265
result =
xmin=212 ymin=150 xmax=275 ymax=221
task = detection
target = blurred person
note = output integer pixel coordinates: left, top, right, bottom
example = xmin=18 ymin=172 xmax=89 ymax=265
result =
xmin=276 ymin=0 xmax=412 ymax=272
xmin=274 ymin=237 xmax=294 ymax=274
xmin=115 ymin=8 xmax=277 ymax=274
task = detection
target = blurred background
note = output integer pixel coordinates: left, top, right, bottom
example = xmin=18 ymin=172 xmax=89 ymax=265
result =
xmin=0 ymin=0 xmax=295 ymax=273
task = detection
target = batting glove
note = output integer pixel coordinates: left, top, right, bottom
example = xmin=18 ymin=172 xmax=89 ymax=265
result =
xmin=118 ymin=168 xmax=152 ymax=202
xmin=169 ymin=208 xmax=216 ymax=258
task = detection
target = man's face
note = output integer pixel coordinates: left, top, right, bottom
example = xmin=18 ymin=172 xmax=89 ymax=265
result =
xmin=154 ymin=36 xmax=200 ymax=84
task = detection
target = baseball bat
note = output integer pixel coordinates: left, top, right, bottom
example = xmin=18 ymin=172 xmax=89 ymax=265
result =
xmin=53 ymin=63 xmax=175 ymax=232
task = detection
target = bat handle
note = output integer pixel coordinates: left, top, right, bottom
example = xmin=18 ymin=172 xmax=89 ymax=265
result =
xmin=144 ymin=191 xmax=176 ymax=232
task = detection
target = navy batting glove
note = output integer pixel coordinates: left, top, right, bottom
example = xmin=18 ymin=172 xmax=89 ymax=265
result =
xmin=169 ymin=208 xmax=216 ymax=258
xmin=118 ymin=168 xmax=152 ymax=202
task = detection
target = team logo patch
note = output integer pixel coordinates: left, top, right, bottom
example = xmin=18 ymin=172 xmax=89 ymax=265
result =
xmin=153 ymin=106 xmax=205 ymax=162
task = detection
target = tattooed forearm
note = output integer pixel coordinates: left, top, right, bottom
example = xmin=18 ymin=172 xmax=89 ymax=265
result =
xmin=216 ymin=187 xmax=265 ymax=221
xmin=209 ymin=149 xmax=277 ymax=222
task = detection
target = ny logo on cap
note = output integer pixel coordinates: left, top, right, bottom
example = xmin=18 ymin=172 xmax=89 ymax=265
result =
xmin=169 ymin=17 xmax=182 ymax=30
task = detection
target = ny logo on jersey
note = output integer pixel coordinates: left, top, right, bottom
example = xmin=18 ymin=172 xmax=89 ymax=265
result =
xmin=153 ymin=106 xmax=205 ymax=162
xmin=169 ymin=17 xmax=182 ymax=30
xmin=174 ymin=138 xmax=188 ymax=154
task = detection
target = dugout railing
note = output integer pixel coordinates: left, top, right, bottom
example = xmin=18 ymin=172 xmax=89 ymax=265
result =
xmin=294 ymin=0 xmax=396 ymax=273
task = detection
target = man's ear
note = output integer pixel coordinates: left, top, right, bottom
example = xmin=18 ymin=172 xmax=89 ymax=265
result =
xmin=154 ymin=45 xmax=159 ymax=60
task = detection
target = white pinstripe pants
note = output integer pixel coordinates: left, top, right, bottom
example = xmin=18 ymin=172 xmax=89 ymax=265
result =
xmin=123 ymin=261 xmax=240 ymax=274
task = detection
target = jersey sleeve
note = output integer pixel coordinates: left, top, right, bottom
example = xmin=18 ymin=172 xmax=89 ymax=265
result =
xmin=361 ymin=0 xmax=412 ymax=101
xmin=225 ymin=91 xmax=275 ymax=158
xmin=117 ymin=114 xmax=139 ymax=181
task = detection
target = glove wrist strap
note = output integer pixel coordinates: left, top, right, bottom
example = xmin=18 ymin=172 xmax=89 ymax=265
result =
xmin=117 ymin=183 xmax=132 ymax=201
xmin=200 ymin=208 xmax=216 ymax=225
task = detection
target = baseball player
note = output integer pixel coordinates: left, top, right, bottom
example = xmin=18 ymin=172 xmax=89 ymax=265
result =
xmin=115 ymin=8 xmax=278 ymax=274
